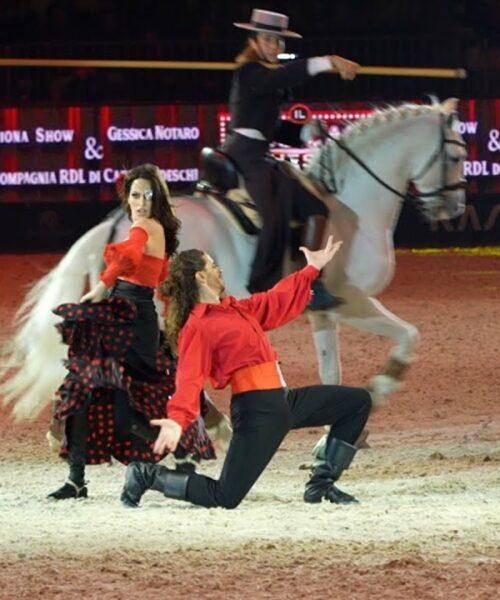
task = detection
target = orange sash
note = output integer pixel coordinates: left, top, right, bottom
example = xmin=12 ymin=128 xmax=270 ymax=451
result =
xmin=230 ymin=361 xmax=286 ymax=395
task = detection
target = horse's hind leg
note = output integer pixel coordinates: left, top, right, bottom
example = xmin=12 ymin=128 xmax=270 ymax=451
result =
xmin=307 ymin=290 xmax=417 ymax=463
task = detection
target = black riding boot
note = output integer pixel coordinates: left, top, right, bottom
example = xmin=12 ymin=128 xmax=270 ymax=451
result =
xmin=121 ymin=462 xmax=190 ymax=507
xmin=304 ymin=215 xmax=343 ymax=311
xmin=304 ymin=437 xmax=358 ymax=504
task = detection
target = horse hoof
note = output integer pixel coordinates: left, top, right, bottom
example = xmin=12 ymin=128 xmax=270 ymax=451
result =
xmin=207 ymin=417 xmax=233 ymax=453
xmin=354 ymin=429 xmax=370 ymax=449
xmin=46 ymin=430 xmax=62 ymax=454
xmin=370 ymin=374 xmax=400 ymax=397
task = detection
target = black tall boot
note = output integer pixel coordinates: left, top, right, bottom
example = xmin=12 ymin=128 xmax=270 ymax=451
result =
xmin=121 ymin=462 xmax=190 ymax=507
xmin=304 ymin=437 xmax=358 ymax=504
xmin=304 ymin=215 xmax=343 ymax=311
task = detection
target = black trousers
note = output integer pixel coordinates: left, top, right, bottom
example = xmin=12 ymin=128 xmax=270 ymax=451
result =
xmin=186 ymin=385 xmax=371 ymax=509
xmin=223 ymin=133 xmax=328 ymax=292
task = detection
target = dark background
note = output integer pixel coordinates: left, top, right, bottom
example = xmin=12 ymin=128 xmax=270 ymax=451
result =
xmin=1 ymin=0 xmax=499 ymax=104
xmin=0 ymin=0 xmax=498 ymax=250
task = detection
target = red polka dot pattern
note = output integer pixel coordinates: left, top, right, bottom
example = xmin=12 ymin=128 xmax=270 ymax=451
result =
xmin=53 ymin=297 xmax=216 ymax=465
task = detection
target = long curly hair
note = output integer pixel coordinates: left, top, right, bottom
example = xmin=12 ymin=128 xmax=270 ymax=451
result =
xmin=161 ymin=249 xmax=206 ymax=354
xmin=119 ymin=163 xmax=180 ymax=255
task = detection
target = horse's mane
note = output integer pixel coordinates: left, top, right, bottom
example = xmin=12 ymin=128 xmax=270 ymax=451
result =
xmin=340 ymin=102 xmax=440 ymax=142
xmin=308 ymin=103 xmax=443 ymax=188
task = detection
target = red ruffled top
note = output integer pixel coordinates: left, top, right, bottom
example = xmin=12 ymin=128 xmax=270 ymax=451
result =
xmin=100 ymin=226 xmax=168 ymax=288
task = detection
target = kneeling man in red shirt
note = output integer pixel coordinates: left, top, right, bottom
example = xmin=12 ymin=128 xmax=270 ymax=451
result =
xmin=121 ymin=236 xmax=372 ymax=509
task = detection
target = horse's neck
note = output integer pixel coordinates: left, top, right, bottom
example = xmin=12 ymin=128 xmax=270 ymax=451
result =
xmin=321 ymin=115 xmax=442 ymax=294
xmin=334 ymin=116 xmax=434 ymax=230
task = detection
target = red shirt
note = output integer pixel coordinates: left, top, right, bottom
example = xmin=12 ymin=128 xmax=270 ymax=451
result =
xmin=100 ymin=226 xmax=168 ymax=288
xmin=167 ymin=265 xmax=320 ymax=429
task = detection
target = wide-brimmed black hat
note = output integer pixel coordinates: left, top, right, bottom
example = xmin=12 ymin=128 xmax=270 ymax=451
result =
xmin=233 ymin=9 xmax=302 ymax=39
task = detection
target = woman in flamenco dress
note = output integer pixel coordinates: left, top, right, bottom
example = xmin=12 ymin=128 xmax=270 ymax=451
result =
xmin=48 ymin=163 xmax=215 ymax=500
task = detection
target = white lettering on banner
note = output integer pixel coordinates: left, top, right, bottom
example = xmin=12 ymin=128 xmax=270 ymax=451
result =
xmin=161 ymin=168 xmax=199 ymax=182
xmin=103 ymin=167 xmax=198 ymax=183
xmin=107 ymin=125 xmax=200 ymax=142
xmin=107 ymin=126 xmax=154 ymax=141
xmin=0 ymin=171 xmax=57 ymax=185
xmin=1 ymin=168 xmax=196 ymax=185
xmin=0 ymin=130 xmax=30 ymax=144
xmin=463 ymin=161 xmax=490 ymax=176
xmin=487 ymin=129 xmax=500 ymax=152
xmin=35 ymin=128 xmax=74 ymax=143
xmin=59 ymin=169 xmax=86 ymax=184
xmin=84 ymin=136 xmax=104 ymax=160
xmin=103 ymin=168 xmax=121 ymax=183
xmin=154 ymin=126 xmax=200 ymax=141
xmin=456 ymin=121 xmax=478 ymax=135
xmin=88 ymin=170 xmax=101 ymax=184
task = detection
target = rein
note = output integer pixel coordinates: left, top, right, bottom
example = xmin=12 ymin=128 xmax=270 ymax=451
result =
xmin=317 ymin=115 xmax=466 ymax=202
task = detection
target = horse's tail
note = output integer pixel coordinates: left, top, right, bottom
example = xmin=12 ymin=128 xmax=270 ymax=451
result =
xmin=0 ymin=218 xmax=118 ymax=421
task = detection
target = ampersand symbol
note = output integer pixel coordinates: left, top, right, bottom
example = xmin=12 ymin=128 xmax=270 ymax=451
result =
xmin=487 ymin=129 xmax=500 ymax=152
xmin=84 ymin=136 xmax=104 ymax=160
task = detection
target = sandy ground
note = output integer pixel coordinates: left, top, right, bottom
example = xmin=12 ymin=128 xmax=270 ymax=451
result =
xmin=0 ymin=251 xmax=499 ymax=599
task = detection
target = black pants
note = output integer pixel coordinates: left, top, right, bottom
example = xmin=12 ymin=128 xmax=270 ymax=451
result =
xmin=186 ymin=385 xmax=371 ymax=509
xmin=223 ymin=133 xmax=328 ymax=292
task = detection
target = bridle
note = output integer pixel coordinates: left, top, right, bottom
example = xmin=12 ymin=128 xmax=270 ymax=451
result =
xmin=317 ymin=113 xmax=467 ymax=203
xmin=410 ymin=113 xmax=467 ymax=199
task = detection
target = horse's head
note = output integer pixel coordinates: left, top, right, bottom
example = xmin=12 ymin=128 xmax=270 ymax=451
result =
xmin=410 ymin=98 xmax=467 ymax=222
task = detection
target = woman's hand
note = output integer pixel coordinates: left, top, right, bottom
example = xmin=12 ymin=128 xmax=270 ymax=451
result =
xmin=150 ymin=418 xmax=183 ymax=454
xmin=80 ymin=280 xmax=108 ymax=303
xmin=300 ymin=235 xmax=342 ymax=271
xmin=329 ymin=55 xmax=359 ymax=80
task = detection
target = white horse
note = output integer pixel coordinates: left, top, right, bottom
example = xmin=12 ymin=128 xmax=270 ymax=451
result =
xmin=1 ymin=99 xmax=466 ymax=432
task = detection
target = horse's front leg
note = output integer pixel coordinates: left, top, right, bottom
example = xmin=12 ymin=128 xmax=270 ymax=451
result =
xmin=307 ymin=311 xmax=343 ymax=461
xmin=308 ymin=311 xmax=342 ymax=385
xmin=335 ymin=287 xmax=420 ymax=403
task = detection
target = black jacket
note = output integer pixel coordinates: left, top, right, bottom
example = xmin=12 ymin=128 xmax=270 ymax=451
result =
xmin=228 ymin=59 xmax=310 ymax=143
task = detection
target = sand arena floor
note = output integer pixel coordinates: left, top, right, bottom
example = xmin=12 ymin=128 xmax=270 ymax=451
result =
xmin=0 ymin=250 xmax=499 ymax=599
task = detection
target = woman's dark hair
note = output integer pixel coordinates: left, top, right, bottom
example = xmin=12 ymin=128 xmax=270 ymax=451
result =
xmin=119 ymin=163 xmax=180 ymax=255
xmin=161 ymin=249 xmax=206 ymax=354
xmin=235 ymin=39 xmax=262 ymax=65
